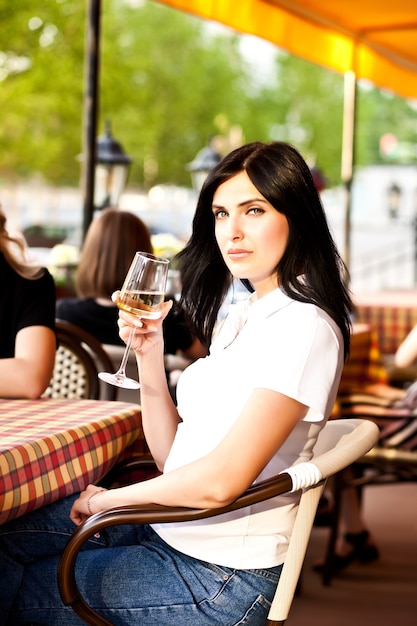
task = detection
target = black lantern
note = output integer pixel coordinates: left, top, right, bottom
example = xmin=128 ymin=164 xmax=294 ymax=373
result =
xmin=187 ymin=141 xmax=222 ymax=192
xmin=95 ymin=120 xmax=132 ymax=210
xmin=387 ymin=182 xmax=401 ymax=219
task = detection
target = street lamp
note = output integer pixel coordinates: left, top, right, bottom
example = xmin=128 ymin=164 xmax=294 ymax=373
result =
xmin=187 ymin=140 xmax=222 ymax=193
xmin=94 ymin=120 xmax=133 ymax=210
xmin=387 ymin=182 xmax=401 ymax=219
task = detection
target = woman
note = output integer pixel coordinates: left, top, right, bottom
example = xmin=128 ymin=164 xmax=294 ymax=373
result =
xmin=0 ymin=142 xmax=351 ymax=625
xmin=0 ymin=206 xmax=56 ymax=398
xmin=56 ymin=208 xmax=204 ymax=360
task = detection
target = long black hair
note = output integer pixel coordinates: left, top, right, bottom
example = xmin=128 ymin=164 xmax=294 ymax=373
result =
xmin=177 ymin=141 xmax=352 ymax=356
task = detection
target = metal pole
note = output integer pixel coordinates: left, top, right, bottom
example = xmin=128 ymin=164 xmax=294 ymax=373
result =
xmin=414 ymin=203 xmax=417 ymax=285
xmin=81 ymin=0 xmax=101 ymax=242
xmin=341 ymin=69 xmax=357 ymax=278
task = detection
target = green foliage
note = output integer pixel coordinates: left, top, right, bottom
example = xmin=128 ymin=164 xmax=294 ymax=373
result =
xmin=356 ymin=86 xmax=417 ymax=166
xmin=266 ymin=53 xmax=345 ymax=186
xmin=99 ymin=1 xmax=249 ymax=187
xmin=0 ymin=0 xmax=85 ymax=184
xmin=0 ymin=0 xmax=416 ymax=190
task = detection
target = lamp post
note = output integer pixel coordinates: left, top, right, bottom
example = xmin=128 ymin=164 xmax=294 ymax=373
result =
xmin=187 ymin=141 xmax=222 ymax=193
xmin=94 ymin=120 xmax=133 ymax=211
xmin=387 ymin=182 xmax=401 ymax=219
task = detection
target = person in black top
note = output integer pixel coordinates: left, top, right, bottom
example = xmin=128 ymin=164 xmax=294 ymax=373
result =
xmin=56 ymin=208 xmax=205 ymax=363
xmin=0 ymin=206 xmax=56 ymax=398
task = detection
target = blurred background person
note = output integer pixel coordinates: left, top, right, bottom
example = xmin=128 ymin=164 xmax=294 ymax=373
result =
xmin=56 ymin=208 xmax=206 ymax=390
xmin=0 ymin=206 xmax=56 ymax=398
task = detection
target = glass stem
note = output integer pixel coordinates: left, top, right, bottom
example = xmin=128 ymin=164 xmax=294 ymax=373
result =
xmin=115 ymin=327 xmax=135 ymax=379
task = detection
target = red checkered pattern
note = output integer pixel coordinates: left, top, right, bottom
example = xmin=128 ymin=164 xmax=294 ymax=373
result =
xmin=338 ymin=324 xmax=388 ymax=395
xmin=355 ymin=305 xmax=417 ymax=355
xmin=0 ymin=398 xmax=144 ymax=524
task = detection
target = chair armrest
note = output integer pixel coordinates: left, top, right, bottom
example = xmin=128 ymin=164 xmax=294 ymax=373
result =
xmin=58 ymin=472 xmax=293 ymax=624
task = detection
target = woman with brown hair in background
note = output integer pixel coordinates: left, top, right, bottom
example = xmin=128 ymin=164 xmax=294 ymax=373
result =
xmin=56 ymin=208 xmax=205 ymax=365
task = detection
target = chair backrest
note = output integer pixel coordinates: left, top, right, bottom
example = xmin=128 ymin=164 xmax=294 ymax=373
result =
xmin=266 ymin=418 xmax=379 ymax=624
xmin=57 ymin=418 xmax=378 ymax=626
xmin=43 ymin=320 xmax=117 ymax=401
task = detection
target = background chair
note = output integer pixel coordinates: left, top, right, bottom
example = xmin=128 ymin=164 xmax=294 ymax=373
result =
xmin=43 ymin=319 xmax=117 ymax=401
xmin=320 ymin=327 xmax=417 ymax=585
xmin=57 ymin=418 xmax=379 ymax=626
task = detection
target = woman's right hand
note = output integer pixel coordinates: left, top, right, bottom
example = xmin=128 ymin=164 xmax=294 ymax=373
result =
xmin=112 ymin=290 xmax=173 ymax=355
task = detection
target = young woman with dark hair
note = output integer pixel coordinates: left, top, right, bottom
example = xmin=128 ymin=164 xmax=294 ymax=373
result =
xmin=179 ymin=141 xmax=351 ymax=356
xmin=0 ymin=142 xmax=351 ymax=626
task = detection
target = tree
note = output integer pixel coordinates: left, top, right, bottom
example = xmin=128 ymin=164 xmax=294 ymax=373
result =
xmin=356 ymin=86 xmax=417 ymax=166
xmin=266 ymin=53 xmax=345 ymax=186
xmin=0 ymin=0 xmax=85 ymax=184
xmin=0 ymin=1 xmax=254 ymax=188
xmin=99 ymin=1 xmax=250 ymax=187
xmin=0 ymin=0 xmax=416 ymax=191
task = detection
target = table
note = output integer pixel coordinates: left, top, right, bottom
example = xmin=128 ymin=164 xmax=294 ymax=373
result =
xmin=354 ymin=291 xmax=417 ymax=355
xmin=0 ymin=398 xmax=144 ymax=524
xmin=337 ymin=323 xmax=388 ymax=396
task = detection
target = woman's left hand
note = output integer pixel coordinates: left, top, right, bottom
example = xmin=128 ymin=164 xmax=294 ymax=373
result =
xmin=70 ymin=484 xmax=108 ymax=526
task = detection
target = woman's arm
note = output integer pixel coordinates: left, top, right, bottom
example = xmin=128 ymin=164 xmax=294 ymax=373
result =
xmin=395 ymin=324 xmax=417 ymax=368
xmin=0 ymin=325 xmax=56 ymax=398
xmin=70 ymin=387 xmax=307 ymax=525
xmin=114 ymin=297 xmax=183 ymax=469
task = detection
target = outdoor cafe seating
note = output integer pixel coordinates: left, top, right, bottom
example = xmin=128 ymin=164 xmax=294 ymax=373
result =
xmin=44 ymin=319 xmax=118 ymax=401
xmin=58 ymin=419 xmax=378 ymax=626
xmin=319 ymin=319 xmax=417 ymax=585
xmin=353 ymin=290 xmax=417 ymax=386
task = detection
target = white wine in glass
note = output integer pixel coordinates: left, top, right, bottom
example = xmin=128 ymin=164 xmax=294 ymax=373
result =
xmin=98 ymin=251 xmax=169 ymax=389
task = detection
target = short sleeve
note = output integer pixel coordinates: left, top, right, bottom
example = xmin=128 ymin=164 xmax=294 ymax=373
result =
xmin=15 ymin=269 xmax=56 ymax=334
xmin=251 ymin=307 xmax=343 ymax=420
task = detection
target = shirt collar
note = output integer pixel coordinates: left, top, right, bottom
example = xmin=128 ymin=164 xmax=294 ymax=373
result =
xmin=246 ymin=286 xmax=294 ymax=319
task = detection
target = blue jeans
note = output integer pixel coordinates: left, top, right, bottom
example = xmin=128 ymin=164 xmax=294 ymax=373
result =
xmin=0 ymin=495 xmax=282 ymax=625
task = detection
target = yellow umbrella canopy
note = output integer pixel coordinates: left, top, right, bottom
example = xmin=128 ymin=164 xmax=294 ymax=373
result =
xmin=154 ymin=0 xmax=417 ymax=100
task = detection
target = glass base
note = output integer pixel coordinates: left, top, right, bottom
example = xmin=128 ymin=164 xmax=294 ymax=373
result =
xmin=98 ymin=371 xmax=140 ymax=390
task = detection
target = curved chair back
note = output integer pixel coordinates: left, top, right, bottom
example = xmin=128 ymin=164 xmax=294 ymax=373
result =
xmin=43 ymin=320 xmax=117 ymax=401
xmin=57 ymin=418 xmax=378 ymax=625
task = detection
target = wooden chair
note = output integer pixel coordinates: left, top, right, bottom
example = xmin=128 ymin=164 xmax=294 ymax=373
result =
xmin=57 ymin=418 xmax=379 ymax=626
xmin=43 ymin=320 xmax=117 ymax=401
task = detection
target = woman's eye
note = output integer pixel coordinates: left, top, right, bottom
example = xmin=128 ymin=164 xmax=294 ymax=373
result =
xmin=213 ymin=209 xmax=227 ymax=219
xmin=248 ymin=207 xmax=264 ymax=215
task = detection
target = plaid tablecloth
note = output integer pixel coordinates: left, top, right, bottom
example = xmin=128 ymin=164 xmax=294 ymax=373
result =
xmin=0 ymin=398 xmax=144 ymax=524
xmin=354 ymin=291 xmax=417 ymax=355
xmin=338 ymin=324 xmax=388 ymax=395
xmin=355 ymin=305 xmax=417 ymax=355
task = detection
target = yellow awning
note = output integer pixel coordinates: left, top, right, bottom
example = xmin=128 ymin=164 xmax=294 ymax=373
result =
xmin=154 ymin=0 xmax=417 ymax=100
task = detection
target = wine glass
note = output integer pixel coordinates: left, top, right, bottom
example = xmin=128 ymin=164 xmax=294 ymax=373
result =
xmin=98 ymin=251 xmax=169 ymax=389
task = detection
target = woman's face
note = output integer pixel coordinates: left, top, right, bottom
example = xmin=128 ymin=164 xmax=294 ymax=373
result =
xmin=212 ymin=171 xmax=289 ymax=297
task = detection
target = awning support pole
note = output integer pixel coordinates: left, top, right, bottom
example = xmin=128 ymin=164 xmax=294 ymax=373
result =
xmin=81 ymin=0 xmax=101 ymax=243
xmin=341 ymin=69 xmax=357 ymax=279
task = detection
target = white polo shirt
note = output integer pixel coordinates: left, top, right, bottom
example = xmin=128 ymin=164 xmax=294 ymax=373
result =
xmin=152 ymin=288 xmax=344 ymax=568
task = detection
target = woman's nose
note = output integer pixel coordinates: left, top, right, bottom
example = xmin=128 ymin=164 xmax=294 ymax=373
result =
xmin=227 ymin=216 xmax=243 ymax=240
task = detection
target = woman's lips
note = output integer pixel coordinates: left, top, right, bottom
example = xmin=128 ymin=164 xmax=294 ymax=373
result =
xmin=227 ymin=249 xmax=251 ymax=260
